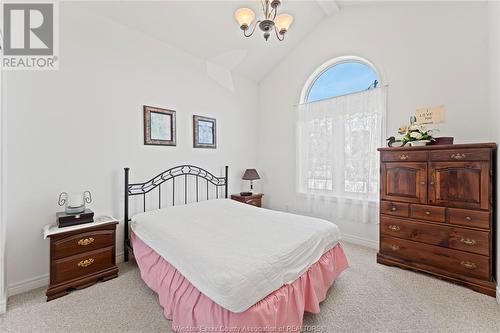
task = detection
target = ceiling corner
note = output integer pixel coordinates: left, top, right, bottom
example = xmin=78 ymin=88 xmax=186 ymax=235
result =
xmin=315 ymin=0 xmax=340 ymax=16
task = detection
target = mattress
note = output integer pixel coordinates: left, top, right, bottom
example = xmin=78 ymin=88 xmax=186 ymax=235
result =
xmin=131 ymin=199 xmax=341 ymax=313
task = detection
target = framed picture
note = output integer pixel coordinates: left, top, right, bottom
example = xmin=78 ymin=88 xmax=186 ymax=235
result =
xmin=143 ymin=105 xmax=176 ymax=146
xmin=193 ymin=115 xmax=216 ymax=149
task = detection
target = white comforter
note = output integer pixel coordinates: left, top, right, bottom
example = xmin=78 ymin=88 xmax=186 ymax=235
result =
xmin=131 ymin=199 xmax=341 ymax=313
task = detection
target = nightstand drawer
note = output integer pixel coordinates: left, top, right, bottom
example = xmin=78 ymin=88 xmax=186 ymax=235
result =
xmin=231 ymin=194 xmax=263 ymax=208
xmin=51 ymin=246 xmax=115 ymax=285
xmin=52 ymin=229 xmax=115 ymax=260
xmin=245 ymin=197 xmax=261 ymax=207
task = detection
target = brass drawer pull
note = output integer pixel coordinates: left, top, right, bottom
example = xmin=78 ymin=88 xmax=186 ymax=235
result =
xmin=77 ymin=258 xmax=95 ymax=268
xmin=451 ymin=153 xmax=466 ymax=160
xmin=388 ymin=225 xmax=400 ymax=231
xmin=460 ymin=238 xmax=477 ymax=246
xmin=390 ymin=206 xmax=397 ymax=211
xmin=425 ymin=211 xmax=431 ymax=215
xmin=77 ymin=237 xmax=95 ymax=246
xmin=460 ymin=261 xmax=477 ymax=270
xmin=465 ymin=216 xmax=472 ymax=221
xmin=399 ymin=154 xmax=408 ymax=160
xmin=390 ymin=245 xmax=400 ymax=251
xmin=420 ymin=181 xmax=426 ymax=185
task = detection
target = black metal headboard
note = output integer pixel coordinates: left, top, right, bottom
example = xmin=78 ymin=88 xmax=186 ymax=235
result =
xmin=123 ymin=165 xmax=228 ymax=261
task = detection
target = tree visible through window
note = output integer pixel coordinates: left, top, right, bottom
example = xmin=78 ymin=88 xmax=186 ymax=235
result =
xmin=298 ymin=59 xmax=383 ymax=198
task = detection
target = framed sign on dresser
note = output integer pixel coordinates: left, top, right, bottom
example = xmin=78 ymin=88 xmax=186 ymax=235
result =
xmin=377 ymin=143 xmax=496 ymax=296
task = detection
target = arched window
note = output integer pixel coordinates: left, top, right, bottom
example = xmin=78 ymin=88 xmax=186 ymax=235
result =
xmin=303 ymin=58 xmax=380 ymax=103
xmin=297 ymin=56 xmax=386 ymax=203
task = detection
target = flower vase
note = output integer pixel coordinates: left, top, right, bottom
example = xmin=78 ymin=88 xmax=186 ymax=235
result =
xmin=409 ymin=140 xmax=431 ymax=147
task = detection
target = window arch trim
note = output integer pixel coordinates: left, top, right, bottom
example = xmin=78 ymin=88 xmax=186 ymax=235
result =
xmin=299 ymin=55 xmax=383 ymax=104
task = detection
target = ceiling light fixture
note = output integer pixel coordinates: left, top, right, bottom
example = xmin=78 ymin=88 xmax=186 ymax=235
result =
xmin=234 ymin=0 xmax=294 ymax=41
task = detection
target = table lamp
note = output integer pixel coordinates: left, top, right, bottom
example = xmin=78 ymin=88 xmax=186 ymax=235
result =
xmin=241 ymin=169 xmax=260 ymax=196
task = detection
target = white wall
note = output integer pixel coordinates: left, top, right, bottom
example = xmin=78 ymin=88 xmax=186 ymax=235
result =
xmin=3 ymin=1 xmax=498 ymax=300
xmin=488 ymin=0 xmax=500 ymax=302
xmin=257 ymin=2 xmax=491 ymax=245
xmin=0 ymin=32 xmax=5 ymax=313
xmin=3 ymin=3 xmax=259 ymax=292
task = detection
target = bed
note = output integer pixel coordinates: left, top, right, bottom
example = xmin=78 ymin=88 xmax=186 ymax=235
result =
xmin=124 ymin=165 xmax=348 ymax=332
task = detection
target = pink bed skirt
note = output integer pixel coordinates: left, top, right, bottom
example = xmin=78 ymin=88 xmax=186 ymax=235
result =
xmin=131 ymin=233 xmax=349 ymax=332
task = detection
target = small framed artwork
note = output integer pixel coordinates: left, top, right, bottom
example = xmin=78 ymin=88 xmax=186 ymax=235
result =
xmin=143 ymin=105 xmax=176 ymax=146
xmin=193 ymin=115 xmax=216 ymax=149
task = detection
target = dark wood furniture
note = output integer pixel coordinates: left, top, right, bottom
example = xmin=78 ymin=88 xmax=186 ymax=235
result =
xmin=46 ymin=221 xmax=119 ymax=301
xmin=231 ymin=193 xmax=263 ymax=208
xmin=377 ymin=143 xmax=496 ymax=296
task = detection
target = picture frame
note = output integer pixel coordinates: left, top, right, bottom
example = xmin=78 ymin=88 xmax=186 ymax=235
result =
xmin=143 ymin=105 xmax=176 ymax=146
xmin=193 ymin=115 xmax=217 ymax=149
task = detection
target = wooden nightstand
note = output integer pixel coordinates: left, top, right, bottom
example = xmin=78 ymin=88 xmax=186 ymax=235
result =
xmin=231 ymin=193 xmax=263 ymax=207
xmin=44 ymin=217 xmax=119 ymax=301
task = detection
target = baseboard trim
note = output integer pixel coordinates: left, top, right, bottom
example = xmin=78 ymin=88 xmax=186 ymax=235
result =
xmin=342 ymin=233 xmax=378 ymax=249
xmin=7 ymin=252 xmax=124 ymax=297
xmin=0 ymin=297 xmax=6 ymax=314
xmin=497 ymin=287 xmax=500 ymax=307
xmin=7 ymin=273 xmax=49 ymax=297
xmin=116 ymin=251 xmax=125 ymax=264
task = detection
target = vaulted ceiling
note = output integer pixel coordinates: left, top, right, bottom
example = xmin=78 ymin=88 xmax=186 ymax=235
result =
xmin=78 ymin=1 xmax=342 ymax=82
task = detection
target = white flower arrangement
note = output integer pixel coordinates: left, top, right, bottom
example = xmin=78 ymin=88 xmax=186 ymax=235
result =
xmin=399 ymin=123 xmax=435 ymax=144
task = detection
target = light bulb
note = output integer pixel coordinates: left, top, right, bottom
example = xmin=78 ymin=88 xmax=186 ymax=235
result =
xmin=275 ymin=13 xmax=293 ymax=34
xmin=234 ymin=8 xmax=255 ymax=30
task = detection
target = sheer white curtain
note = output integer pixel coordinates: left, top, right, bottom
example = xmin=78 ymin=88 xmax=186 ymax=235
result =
xmin=295 ymin=87 xmax=387 ymax=224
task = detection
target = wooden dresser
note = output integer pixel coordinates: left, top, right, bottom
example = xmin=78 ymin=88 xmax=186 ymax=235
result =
xmin=46 ymin=220 xmax=119 ymax=301
xmin=377 ymin=143 xmax=496 ymax=296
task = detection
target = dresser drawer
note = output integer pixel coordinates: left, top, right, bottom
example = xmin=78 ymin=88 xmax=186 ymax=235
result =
xmin=381 ymin=150 xmax=428 ymax=162
xmin=430 ymin=149 xmax=491 ymax=161
xmin=380 ymin=201 xmax=409 ymax=217
xmin=51 ymin=246 xmax=115 ymax=285
xmin=410 ymin=204 xmax=445 ymax=223
xmin=52 ymin=229 xmax=115 ymax=260
xmin=448 ymin=208 xmax=490 ymax=230
xmin=380 ymin=216 xmax=490 ymax=256
xmin=380 ymin=235 xmax=490 ymax=280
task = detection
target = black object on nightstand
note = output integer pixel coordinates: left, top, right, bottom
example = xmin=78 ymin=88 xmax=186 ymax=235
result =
xmin=56 ymin=209 xmax=94 ymax=228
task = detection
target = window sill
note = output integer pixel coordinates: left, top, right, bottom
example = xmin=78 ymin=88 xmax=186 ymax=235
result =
xmin=296 ymin=192 xmax=379 ymax=205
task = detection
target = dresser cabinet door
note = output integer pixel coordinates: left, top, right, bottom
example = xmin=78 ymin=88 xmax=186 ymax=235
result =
xmin=429 ymin=161 xmax=490 ymax=210
xmin=381 ymin=162 xmax=427 ymax=204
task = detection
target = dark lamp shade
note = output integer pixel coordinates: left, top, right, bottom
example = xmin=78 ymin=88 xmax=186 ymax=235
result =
xmin=242 ymin=169 xmax=260 ymax=180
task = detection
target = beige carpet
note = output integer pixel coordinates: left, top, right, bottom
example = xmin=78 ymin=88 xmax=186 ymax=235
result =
xmin=1 ymin=242 xmax=499 ymax=333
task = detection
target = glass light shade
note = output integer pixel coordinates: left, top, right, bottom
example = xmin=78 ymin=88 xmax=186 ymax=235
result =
xmin=234 ymin=8 xmax=255 ymax=28
xmin=275 ymin=13 xmax=293 ymax=33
